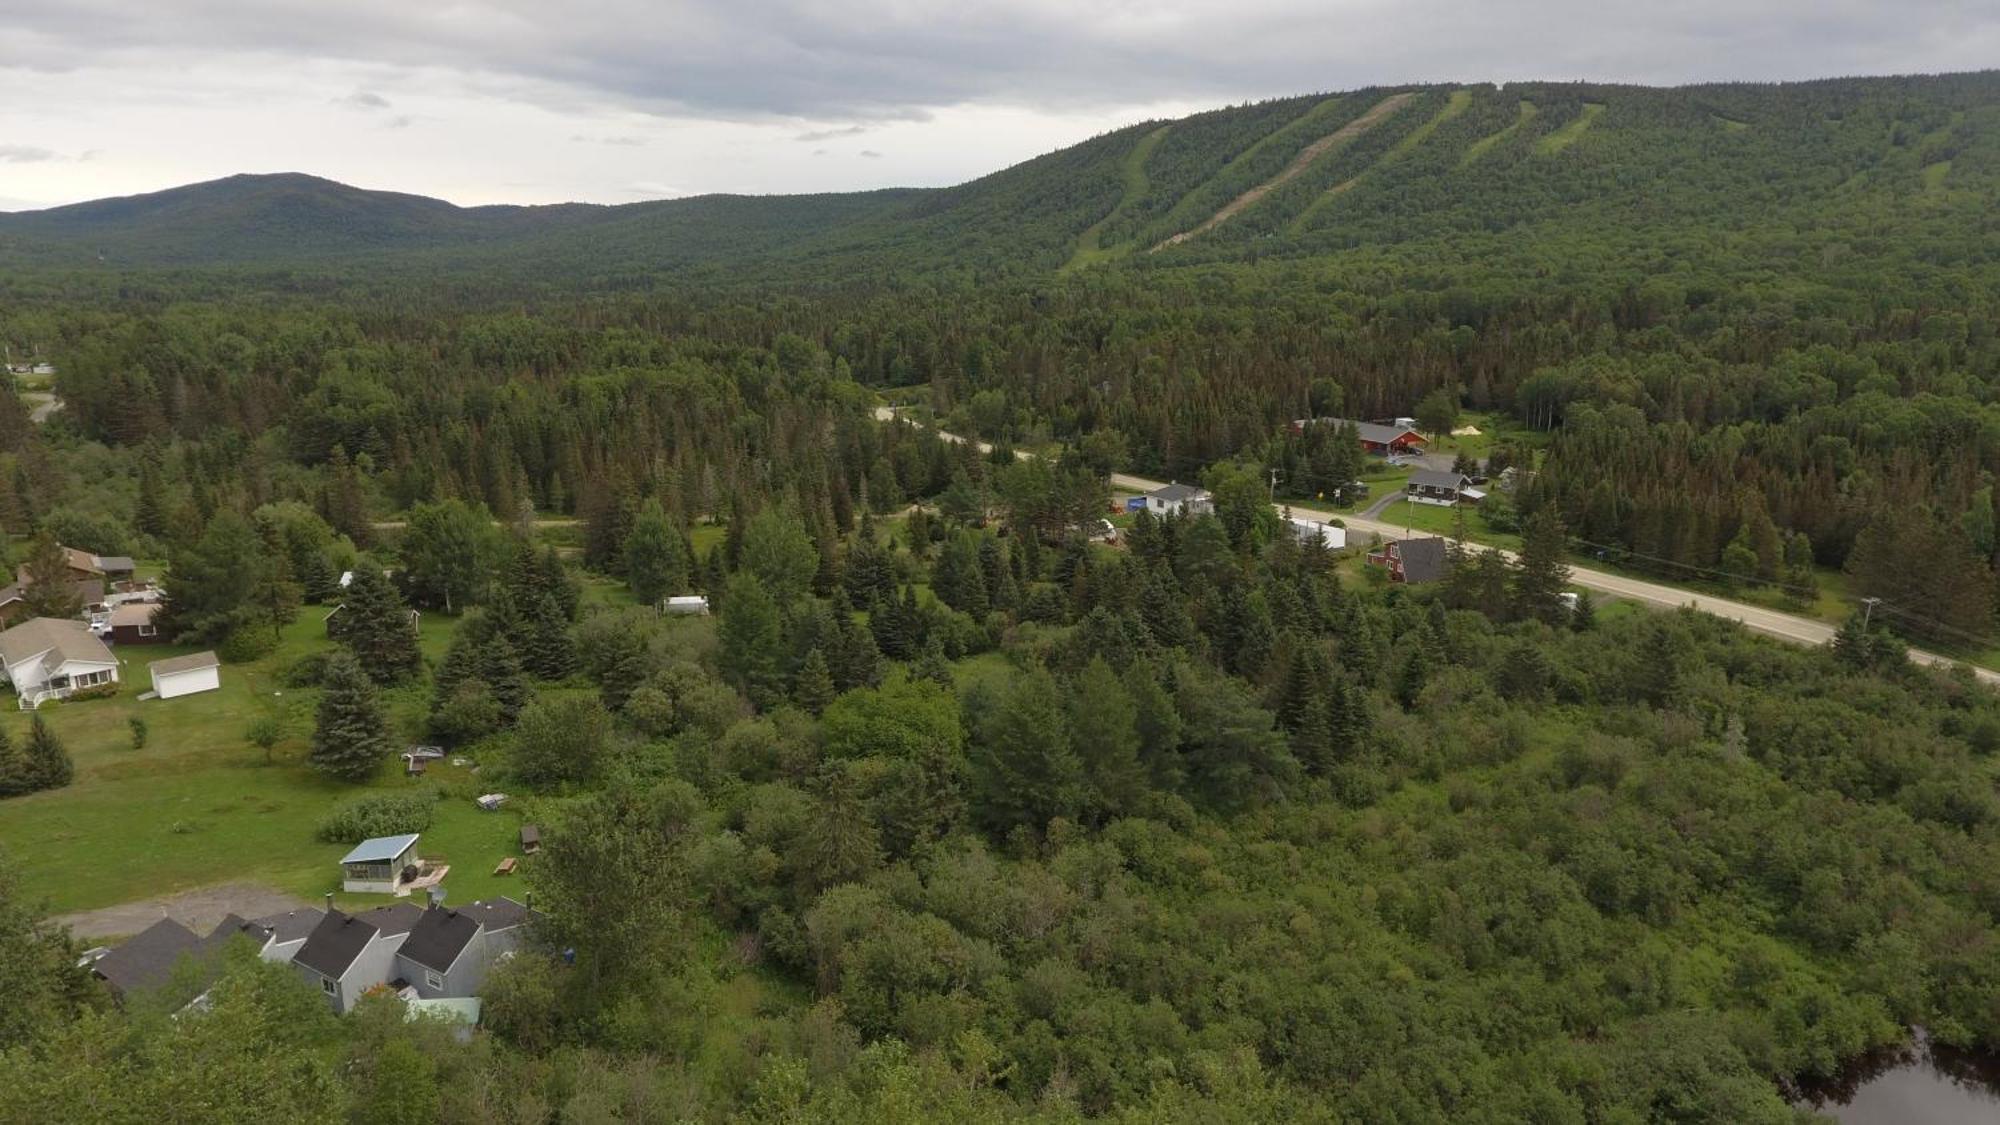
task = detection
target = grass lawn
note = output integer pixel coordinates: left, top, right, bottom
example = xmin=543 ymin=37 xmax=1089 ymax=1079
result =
xmin=0 ymin=606 xmax=545 ymax=919
xmin=1374 ymin=500 xmax=1522 ymax=550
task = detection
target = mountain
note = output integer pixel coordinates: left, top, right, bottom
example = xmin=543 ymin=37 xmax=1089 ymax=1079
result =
xmin=1 ymin=71 xmax=1995 ymax=285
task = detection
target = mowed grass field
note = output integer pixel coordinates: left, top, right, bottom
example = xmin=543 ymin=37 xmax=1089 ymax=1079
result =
xmin=0 ymin=604 xmax=538 ymax=918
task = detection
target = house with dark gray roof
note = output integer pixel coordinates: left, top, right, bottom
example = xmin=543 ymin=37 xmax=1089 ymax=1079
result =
xmin=293 ymin=896 xmax=539 ymax=1014
xmin=1144 ymin=481 xmax=1213 ymax=517
xmin=1367 ymin=537 xmax=1452 ymax=584
xmin=88 ymin=912 xmax=286 ymax=1004
xmin=1405 ymin=469 xmax=1486 ymax=508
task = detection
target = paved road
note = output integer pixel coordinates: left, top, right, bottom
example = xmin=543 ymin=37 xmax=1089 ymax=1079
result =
xmin=876 ymin=406 xmax=1994 ymax=685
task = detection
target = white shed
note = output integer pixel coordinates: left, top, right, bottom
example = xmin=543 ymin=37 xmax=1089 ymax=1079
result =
xmin=1288 ymin=517 xmax=1348 ymax=551
xmin=148 ymin=651 xmax=221 ymax=699
xmin=663 ymin=595 xmax=710 ymax=616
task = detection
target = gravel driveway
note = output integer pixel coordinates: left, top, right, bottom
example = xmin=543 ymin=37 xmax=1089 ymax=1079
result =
xmin=50 ymin=882 xmax=312 ymax=940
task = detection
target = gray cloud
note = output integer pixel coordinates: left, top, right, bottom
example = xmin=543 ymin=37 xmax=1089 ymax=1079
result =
xmin=335 ymin=89 xmax=393 ymax=110
xmin=0 ymin=145 xmax=60 ymax=163
xmin=4 ymin=1 xmax=1993 ymax=121
xmin=859 ymin=149 xmax=883 ymax=159
xmin=571 ymin=133 xmax=646 ymax=145
xmin=796 ymin=124 xmax=869 ymax=142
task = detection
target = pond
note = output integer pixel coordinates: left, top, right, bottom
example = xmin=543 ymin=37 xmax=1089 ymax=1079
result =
xmin=1793 ymin=1031 xmax=2000 ymax=1124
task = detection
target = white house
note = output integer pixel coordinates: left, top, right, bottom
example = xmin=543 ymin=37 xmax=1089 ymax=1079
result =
xmin=1287 ymin=516 xmax=1348 ymax=550
xmin=1405 ymin=469 xmax=1487 ymax=508
xmin=340 ymin=834 xmax=423 ymax=894
xmin=149 ymin=651 xmax=221 ymax=699
xmin=1145 ymin=482 xmax=1214 ymax=517
xmin=0 ymin=617 xmax=120 ymax=708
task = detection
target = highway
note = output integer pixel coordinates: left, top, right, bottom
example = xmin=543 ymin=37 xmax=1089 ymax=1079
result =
xmin=875 ymin=406 xmax=1995 ymax=685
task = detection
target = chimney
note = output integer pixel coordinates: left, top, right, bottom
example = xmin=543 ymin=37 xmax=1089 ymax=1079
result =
xmin=428 ymin=884 xmax=446 ymax=908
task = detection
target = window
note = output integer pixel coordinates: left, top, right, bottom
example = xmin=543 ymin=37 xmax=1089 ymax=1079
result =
xmin=137 ymin=625 xmax=157 ymax=637
xmin=424 ymin=969 xmax=445 ymax=991
xmin=321 ymin=977 xmax=336 ymax=995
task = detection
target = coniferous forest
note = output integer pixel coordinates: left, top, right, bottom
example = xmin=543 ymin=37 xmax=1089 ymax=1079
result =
xmin=1 ymin=71 xmax=1999 ymax=1122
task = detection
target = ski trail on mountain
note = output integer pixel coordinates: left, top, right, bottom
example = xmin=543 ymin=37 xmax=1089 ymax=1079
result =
xmin=1150 ymin=92 xmax=1415 ymax=251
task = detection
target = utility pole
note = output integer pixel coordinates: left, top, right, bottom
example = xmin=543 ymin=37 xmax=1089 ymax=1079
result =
xmin=1860 ymin=596 xmax=1881 ymax=628
xmin=1267 ymin=467 xmax=1282 ymax=501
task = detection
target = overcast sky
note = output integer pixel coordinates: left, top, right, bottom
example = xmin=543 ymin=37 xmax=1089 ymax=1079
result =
xmin=1 ymin=0 xmax=1993 ymax=210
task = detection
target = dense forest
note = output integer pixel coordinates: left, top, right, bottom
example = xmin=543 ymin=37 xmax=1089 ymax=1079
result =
xmin=1 ymin=69 xmax=1999 ymax=1121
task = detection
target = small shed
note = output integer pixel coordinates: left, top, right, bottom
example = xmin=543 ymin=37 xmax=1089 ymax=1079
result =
xmin=108 ymin=602 xmax=165 ymax=645
xmin=148 ymin=651 xmax=221 ymax=699
xmin=519 ymin=825 xmax=541 ymax=855
xmin=1287 ymin=517 xmax=1348 ymax=551
xmin=663 ymin=595 xmax=710 ymax=616
xmin=340 ymin=834 xmax=422 ymax=894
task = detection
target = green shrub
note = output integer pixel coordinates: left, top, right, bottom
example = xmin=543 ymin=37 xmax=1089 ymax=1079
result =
xmin=219 ymin=628 xmax=277 ymax=663
xmin=315 ymin=789 xmax=439 ymax=843
xmin=279 ymin=651 xmax=331 ymax=688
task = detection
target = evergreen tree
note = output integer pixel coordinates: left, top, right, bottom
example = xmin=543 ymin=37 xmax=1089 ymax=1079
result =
xmin=932 ymin=532 xmax=989 ymax=617
xmin=0 ymin=725 xmax=21 ymax=798
xmin=914 ymin=637 xmax=955 ymax=690
xmin=20 ymin=719 xmax=72 ymax=795
xmin=18 ymin=530 xmax=81 ymax=620
xmin=798 ymin=765 xmax=881 ymax=892
xmin=156 ymin=511 xmax=289 ymax=645
xmin=136 ymin=457 xmax=173 ymax=542
xmin=323 ymin=446 xmax=372 ymax=549
xmin=311 ymin=651 xmax=390 ymax=782
xmin=974 ymin=665 xmax=1083 ymax=833
xmin=1068 ymin=658 xmax=1146 ymax=821
xmin=523 ymin=593 xmax=578 ymax=680
xmin=741 ymin=507 xmax=820 ymax=605
xmin=335 ymin=563 xmax=422 ymax=685
xmin=794 ymin=647 xmax=837 ymax=714
xmin=623 ymin=498 xmax=690 ymax=607
xmin=1512 ymin=508 xmax=1572 ymax=625
xmin=717 ymin=573 xmax=786 ymax=709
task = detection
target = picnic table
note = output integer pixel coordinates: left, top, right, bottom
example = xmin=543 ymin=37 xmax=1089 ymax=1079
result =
xmin=493 ymin=857 xmax=518 ymax=876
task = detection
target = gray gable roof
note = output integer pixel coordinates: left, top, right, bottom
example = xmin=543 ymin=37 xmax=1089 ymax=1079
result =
xmin=251 ymin=906 xmax=325 ymax=945
xmin=1396 ymin=538 xmax=1452 ymax=584
xmin=358 ymin=902 xmax=425 ymax=938
xmin=293 ymin=910 xmax=380 ymax=979
xmin=91 ymin=918 xmax=200 ymax=997
xmin=398 ymin=907 xmax=482 ymax=974
xmin=1148 ymin=481 xmax=1210 ymax=502
xmin=1302 ymin=418 xmax=1424 ymax=446
xmin=0 ymin=617 xmax=116 ymax=671
xmin=456 ymin=896 xmax=537 ymax=934
xmin=1408 ymin=469 xmax=1471 ymax=490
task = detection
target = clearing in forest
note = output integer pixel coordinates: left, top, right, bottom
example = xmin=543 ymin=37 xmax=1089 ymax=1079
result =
xmin=1537 ymin=102 xmax=1605 ymax=154
xmin=1383 ymin=88 xmax=1472 ymax=161
xmin=1287 ymin=91 xmax=1466 ymax=233
xmin=1150 ymin=91 xmax=1416 ymax=251
xmin=1066 ymin=125 xmax=1173 ymax=269
xmin=1712 ymin=114 xmax=1751 ymax=133
xmin=1462 ymin=100 xmax=1540 ymax=165
xmin=1922 ymin=160 xmax=1952 ymax=194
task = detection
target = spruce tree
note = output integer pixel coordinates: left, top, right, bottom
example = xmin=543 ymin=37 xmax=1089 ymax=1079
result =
xmin=974 ymin=666 xmax=1083 ymax=833
xmin=0 ymin=724 xmax=24 ymax=798
xmin=311 ymin=650 xmax=391 ymax=782
xmin=19 ymin=530 xmax=81 ymax=620
xmin=336 ymin=563 xmax=421 ymax=684
xmin=793 ymin=647 xmax=837 ymax=714
xmin=623 ymin=499 xmax=689 ymax=606
xmin=524 ymin=593 xmax=578 ymax=680
xmin=716 ymin=573 xmax=786 ymax=710
xmin=21 ymin=715 xmax=71 ymax=792
xmin=1068 ymin=658 xmax=1146 ymax=820
xmin=1512 ymin=508 xmax=1572 ymax=625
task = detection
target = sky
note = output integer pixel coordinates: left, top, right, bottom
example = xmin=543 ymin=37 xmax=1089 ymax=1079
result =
xmin=1 ymin=0 xmax=1994 ymax=211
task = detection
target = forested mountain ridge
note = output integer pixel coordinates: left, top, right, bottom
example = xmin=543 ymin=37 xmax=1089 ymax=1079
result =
xmin=1 ymin=70 xmax=1994 ymax=284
